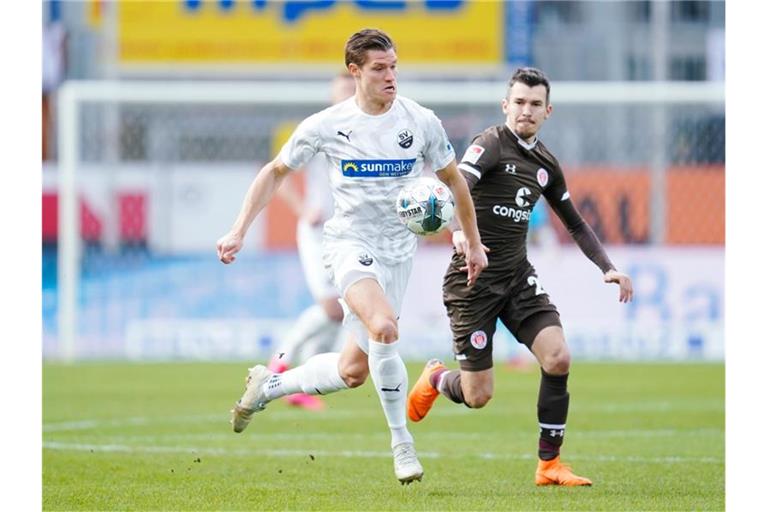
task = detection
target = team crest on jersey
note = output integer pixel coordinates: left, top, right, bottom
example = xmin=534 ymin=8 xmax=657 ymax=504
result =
xmin=397 ymin=129 xmax=413 ymax=149
xmin=358 ymin=252 xmax=373 ymax=266
xmin=537 ymin=168 xmax=549 ymax=187
xmin=462 ymin=144 xmax=485 ymax=165
xmin=470 ymin=330 xmax=488 ymax=350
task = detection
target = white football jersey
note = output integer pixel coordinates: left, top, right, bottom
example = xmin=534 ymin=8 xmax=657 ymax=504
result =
xmin=279 ymin=96 xmax=455 ymax=264
xmin=303 ymin=153 xmax=335 ymax=222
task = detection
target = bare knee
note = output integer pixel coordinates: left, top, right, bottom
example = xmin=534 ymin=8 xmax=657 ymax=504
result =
xmin=463 ymin=387 xmax=493 ymax=409
xmin=338 ymin=346 xmax=368 ymax=388
xmin=338 ymin=361 xmax=368 ymax=388
xmin=367 ymin=315 xmax=398 ymax=343
xmin=541 ymin=347 xmax=571 ymax=375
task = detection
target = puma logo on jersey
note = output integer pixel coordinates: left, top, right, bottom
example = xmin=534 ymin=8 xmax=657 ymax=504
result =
xmin=337 ymin=130 xmax=352 ymax=142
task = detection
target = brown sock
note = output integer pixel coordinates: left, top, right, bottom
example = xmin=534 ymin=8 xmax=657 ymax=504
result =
xmin=538 ymin=369 xmax=569 ymax=460
xmin=439 ymin=370 xmax=467 ymax=405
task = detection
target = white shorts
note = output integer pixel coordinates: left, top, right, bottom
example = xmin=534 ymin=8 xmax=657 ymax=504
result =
xmin=297 ymin=220 xmax=338 ymax=301
xmin=323 ymin=240 xmax=413 ymax=353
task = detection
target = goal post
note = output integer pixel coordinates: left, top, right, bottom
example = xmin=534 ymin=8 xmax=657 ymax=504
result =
xmin=54 ymin=80 xmax=724 ymax=362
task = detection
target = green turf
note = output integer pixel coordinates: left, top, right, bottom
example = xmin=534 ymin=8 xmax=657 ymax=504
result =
xmin=43 ymin=361 xmax=724 ymax=511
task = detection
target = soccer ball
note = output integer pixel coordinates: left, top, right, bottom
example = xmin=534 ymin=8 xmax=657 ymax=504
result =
xmin=396 ymin=177 xmax=455 ymax=236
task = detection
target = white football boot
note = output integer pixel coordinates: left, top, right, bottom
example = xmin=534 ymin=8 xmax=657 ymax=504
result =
xmin=392 ymin=442 xmax=424 ymax=484
xmin=230 ymin=365 xmax=273 ymax=433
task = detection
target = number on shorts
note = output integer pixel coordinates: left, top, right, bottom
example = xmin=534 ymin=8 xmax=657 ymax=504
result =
xmin=527 ymin=275 xmax=545 ymax=295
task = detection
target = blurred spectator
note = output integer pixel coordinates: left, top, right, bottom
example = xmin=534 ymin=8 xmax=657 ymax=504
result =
xmin=42 ymin=20 xmax=66 ymax=161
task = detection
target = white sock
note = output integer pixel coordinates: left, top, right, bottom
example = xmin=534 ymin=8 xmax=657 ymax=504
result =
xmin=368 ymin=340 xmax=414 ymax=449
xmin=276 ymin=304 xmax=333 ymax=365
xmin=263 ymin=352 xmax=348 ymax=401
xmin=436 ymin=371 xmax=448 ymax=394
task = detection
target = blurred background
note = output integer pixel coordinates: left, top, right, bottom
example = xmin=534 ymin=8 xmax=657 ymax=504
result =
xmin=41 ymin=0 xmax=725 ymax=363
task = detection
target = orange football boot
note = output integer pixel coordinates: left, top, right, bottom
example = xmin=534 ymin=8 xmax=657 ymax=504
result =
xmin=535 ymin=456 xmax=593 ymax=486
xmin=407 ymin=359 xmax=446 ymax=422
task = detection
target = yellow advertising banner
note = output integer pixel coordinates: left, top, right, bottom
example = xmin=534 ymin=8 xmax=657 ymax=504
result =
xmin=118 ymin=0 xmax=502 ymax=66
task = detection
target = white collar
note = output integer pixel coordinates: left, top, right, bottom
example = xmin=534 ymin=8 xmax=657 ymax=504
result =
xmin=507 ymin=124 xmax=538 ymax=150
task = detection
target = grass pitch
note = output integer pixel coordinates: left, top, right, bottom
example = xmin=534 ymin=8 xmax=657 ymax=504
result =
xmin=43 ymin=361 xmax=723 ymax=510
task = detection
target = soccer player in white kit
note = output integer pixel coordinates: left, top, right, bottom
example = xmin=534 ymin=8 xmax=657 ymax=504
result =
xmin=216 ymin=28 xmax=488 ymax=484
xmin=267 ymin=73 xmax=356 ymax=411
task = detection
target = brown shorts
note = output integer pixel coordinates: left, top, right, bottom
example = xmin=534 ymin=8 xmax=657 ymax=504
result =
xmin=444 ymin=262 xmax=561 ymax=372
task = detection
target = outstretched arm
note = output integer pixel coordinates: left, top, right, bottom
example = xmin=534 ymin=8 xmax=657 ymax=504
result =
xmin=436 ymin=160 xmax=488 ymax=286
xmin=603 ymin=269 xmax=633 ymax=303
xmin=216 ymin=157 xmax=293 ymax=264
xmin=275 ymin=173 xmax=304 ymax=219
xmin=549 ymin=197 xmax=633 ymax=303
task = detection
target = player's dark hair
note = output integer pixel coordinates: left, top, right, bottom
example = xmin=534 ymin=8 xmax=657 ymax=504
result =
xmin=508 ymin=67 xmax=551 ymax=104
xmin=345 ymin=29 xmax=395 ymax=68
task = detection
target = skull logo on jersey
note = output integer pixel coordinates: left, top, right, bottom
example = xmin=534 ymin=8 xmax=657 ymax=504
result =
xmin=397 ymin=129 xmax=413 ymax=149
xmin=515 ymin=187 xmax=532 ymax=207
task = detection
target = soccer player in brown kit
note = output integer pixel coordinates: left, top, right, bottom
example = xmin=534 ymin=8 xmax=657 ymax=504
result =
xmin=407 ymin=67 xmax=634 ymax=486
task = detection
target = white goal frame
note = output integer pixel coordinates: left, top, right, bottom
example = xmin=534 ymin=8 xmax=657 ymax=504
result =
xmin=57 ymin=79 xmax=724 ymax=361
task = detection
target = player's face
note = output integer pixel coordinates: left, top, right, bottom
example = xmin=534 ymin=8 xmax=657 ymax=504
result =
xmin=502 ymin=82 xmax=552 ymax=142
xmin=350 ymin=49 xmax=398 ymax=105
xmin=330 ymin=76 xmax=356 ymax=105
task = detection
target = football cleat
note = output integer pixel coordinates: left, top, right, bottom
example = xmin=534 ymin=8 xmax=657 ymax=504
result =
xmin=392 ymin=442 xmax=424 ymax=485
xmin=407 ymin=359 xmax=446 ymax=422
xmin=535 ymin=456 xmax=593 ymax=486
xmin=230 ymin=365 xmax=272 ymax=433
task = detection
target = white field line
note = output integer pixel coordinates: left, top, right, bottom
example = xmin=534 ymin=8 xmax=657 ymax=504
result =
xmin=53 ymin=428 xmax=723 ymax=444
xmin=43 ymin=415 xmax=222 ymax=432
xmin=42 ymin=401 xmax=723 ymax=432
xmin=41 ymin=409 xmax=479 ymax=431
xmin=575 ymin=401 xmax=723 ymax=413
xmin=42 ymin=440 xmax=723 ymax=465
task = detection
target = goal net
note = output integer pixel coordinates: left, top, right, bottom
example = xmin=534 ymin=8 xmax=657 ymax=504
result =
xmin=46 ymin=80 xmax=724 ymax=361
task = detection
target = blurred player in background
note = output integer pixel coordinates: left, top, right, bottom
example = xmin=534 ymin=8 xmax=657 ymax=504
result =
xmin=407 ymin=67 xmax=633 ymax=486
xmin=528 ymin=200 xmax=559 ymax=251
xmin=216 ymin=28 xmax=487 ymax=484
xmin=267 ymin=72 xmax=357 ymax=411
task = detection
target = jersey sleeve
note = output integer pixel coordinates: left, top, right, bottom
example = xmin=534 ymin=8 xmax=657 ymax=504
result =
xmin=423 ymin=110 xmax=456 ymax=172
xmin=457 ymin=130 xmax=501 ymax=189
xmin=544 ymin=160 xmax=616 ymax=274
xmin=278 ymin=113 xmax=322 ymax=171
